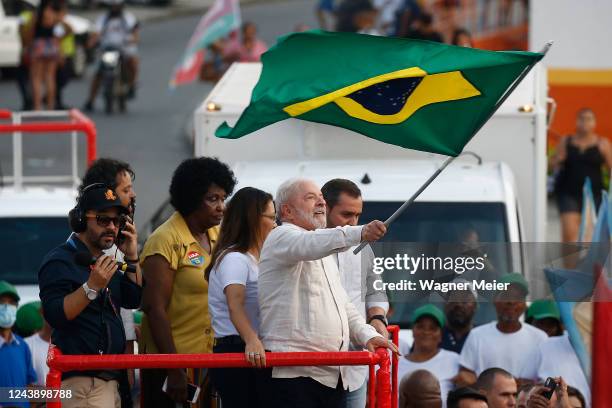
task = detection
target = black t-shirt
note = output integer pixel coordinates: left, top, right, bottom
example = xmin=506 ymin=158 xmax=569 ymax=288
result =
xmin=38 ymin=234 xmax=142 ymax=381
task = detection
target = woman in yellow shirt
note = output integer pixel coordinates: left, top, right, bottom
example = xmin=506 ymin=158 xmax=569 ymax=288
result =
xmin=140 ymin=157 xmax=236 ymax=407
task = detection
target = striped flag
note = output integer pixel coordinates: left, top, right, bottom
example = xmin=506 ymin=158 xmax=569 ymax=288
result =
xmin=169 ymin=0 xmax=241 ymax=88
xmin=545 ymin=190 xmax=612 ymax=388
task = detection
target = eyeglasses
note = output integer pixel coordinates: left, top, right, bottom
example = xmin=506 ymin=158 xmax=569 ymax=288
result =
xmin=86 ymin=214 xmax=124 ymax=228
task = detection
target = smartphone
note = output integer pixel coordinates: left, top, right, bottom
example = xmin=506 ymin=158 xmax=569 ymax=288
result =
xmin=542 ymin=377 xmax=558 ymax=400
xmin=116 ymin=214 xmax=130 ymax=247
xmin=162 ymin=376 xmax=201 ymax=404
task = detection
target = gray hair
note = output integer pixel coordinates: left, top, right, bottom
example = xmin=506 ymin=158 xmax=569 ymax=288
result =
xmin=276 ymin=178 xmax=311 ymax=219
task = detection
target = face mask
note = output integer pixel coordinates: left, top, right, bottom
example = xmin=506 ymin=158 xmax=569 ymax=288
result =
xmin=0 ymin=304 xmax=17 ymax=329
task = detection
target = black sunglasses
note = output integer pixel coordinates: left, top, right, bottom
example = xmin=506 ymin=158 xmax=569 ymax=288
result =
xmin=86 ymin=214 xmax=125 ymax=228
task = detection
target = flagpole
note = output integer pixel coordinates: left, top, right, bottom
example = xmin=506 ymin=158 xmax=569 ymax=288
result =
xmin=353 ymin=41 xmax=554 ymax=255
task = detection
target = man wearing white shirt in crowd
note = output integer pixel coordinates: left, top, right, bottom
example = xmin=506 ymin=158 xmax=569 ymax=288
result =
xmin=535 ymin=333 xmax=591 ymax=408
xmin=527 ymin=300 xmax=591 ymax=407
xmin=321 ymin=179 xmax=390 ymax=408
xmin=456 ymin=273 xmax=548 ymax=386
xmin=258 ymin=178 xmax=398 ymax=408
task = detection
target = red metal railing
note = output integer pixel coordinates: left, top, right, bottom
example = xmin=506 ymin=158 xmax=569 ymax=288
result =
xmin=0 ymin=109 xmax=97 ymax=165
xmin=390 ymin=325 xmax=399 ymax=408
xmin=45 ymin=348 xmax=392 ymax=408
xmin=45 ymin=325 xmax=401 ymax=407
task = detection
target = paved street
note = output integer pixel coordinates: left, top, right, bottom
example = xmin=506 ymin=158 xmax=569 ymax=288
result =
xmin=0 ymin=0 xmax=317 ymax=227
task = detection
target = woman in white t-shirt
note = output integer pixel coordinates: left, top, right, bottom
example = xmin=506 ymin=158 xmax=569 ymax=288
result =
xmin=205 ymin=187 xmax=276 ymax=408
xmin=398 ymin=304 xmax=460 ymax=408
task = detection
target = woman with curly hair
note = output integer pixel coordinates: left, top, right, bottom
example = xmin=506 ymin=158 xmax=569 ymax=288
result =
xmin=140 ymin=157 xmax=237 ymax=407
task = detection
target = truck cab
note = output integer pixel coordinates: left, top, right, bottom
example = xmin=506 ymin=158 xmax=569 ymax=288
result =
xmin=0 ymin=110 xmax=96 ymax=304
xmin=0 ymin=185 xmax=75 ymax=303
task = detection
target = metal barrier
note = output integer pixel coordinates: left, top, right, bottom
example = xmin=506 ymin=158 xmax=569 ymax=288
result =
xmin=0 ymin=109 xmax=97 ymax=188
xmin=45 ymin=325 xmax=401 ymax=408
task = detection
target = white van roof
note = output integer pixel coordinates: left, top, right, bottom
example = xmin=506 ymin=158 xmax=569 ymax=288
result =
xmin=232 ymin=158 xmax=516 ymax=203
xmin=0 ymin=186 xmax=75 ymax=217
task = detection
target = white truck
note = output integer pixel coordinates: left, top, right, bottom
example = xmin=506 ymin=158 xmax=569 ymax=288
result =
xmin=0 ymin=110 xmax=93 ymax=304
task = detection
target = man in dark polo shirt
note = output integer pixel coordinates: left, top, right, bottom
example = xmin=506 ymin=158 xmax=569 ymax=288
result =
xmin=441 ymin=282 xmax=477 ymax=354
xmin=39 ymin=184 xmax=142 ymax=408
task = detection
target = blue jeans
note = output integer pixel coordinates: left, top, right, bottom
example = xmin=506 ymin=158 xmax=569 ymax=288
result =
xmin=342 ymin=379 xmax=367 ymax=408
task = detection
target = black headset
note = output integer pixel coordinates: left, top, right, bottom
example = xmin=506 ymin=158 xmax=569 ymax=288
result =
xmin=68 ymin=183 xmax=110 ymax=233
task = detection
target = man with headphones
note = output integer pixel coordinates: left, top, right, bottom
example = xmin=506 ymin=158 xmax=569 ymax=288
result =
xmin=80 ymin=158 xmax=139 ymax=408
xmin=38 ymin=183 xmax=143 ymax=408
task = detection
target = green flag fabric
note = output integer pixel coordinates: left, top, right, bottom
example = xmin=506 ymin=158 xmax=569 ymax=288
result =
xmin=216 ymin=30 xmax=543 ymax=156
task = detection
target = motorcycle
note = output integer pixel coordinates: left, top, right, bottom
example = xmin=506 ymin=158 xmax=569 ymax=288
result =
xmin=99 ymin=46 xmax=129 ymax=114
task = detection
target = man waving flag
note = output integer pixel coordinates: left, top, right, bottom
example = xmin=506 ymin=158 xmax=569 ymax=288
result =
xmin=216 ymin=30 xmax=543 ymax=156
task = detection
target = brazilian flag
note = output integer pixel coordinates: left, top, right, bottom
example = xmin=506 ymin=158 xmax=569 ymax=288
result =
xmin=216 ymin=31 xmax=543 ymax=156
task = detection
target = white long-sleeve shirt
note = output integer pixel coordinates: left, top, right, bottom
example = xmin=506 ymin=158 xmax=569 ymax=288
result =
xmin=258 ymin=222 xmax=382 ymax=390
xmin=335 ymin=246 xmax=389 ymax=390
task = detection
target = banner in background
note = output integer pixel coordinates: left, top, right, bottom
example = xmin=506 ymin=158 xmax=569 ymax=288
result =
xmin=169 ymin=0 xmax=241 ymax=88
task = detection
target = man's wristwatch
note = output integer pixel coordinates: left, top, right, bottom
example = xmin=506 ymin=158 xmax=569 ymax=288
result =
xmin=82 ymin=282 xmax=99 ymax=301
xmin=367 ymin=314 xmax=388 ymax=326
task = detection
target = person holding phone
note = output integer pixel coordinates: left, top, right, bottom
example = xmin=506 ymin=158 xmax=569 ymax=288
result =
xmin=38 ymin=184 xmax=142 ymax=408
xmin=205 ymin=187 xmax=276 ymax=408
xmin=526 ymin=377 xmax=575 ymax=408
xmin=80 ymin=158 xmax=140 ymax=407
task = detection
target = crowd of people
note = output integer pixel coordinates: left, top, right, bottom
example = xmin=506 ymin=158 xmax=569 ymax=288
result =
xmin=199 ymin=0 xmax=481 ymax=83
xmin=394 ymin=279 xmax=590 ymax=408
xmin=316 ymin=0 xmax=480 ymax=46
xmin=318 ymin=0 xmax=530 ymax=40
xmin=12 ymin=0 xmax=139 ymax=111
xmin=0 ymin=153 xmax=593 ymax=408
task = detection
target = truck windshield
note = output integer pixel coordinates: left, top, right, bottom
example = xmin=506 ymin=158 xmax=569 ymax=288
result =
xmin=0 ymin=217 xmax=70 ymax=285
xmin=360 ymin=201 xmax=509 ymax=242
xmin=360 ymin=201 xmax=511 ymax=327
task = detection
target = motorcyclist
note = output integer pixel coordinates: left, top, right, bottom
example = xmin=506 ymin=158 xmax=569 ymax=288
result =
xmin=83 ymin=0 xmax=139 ymax=111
